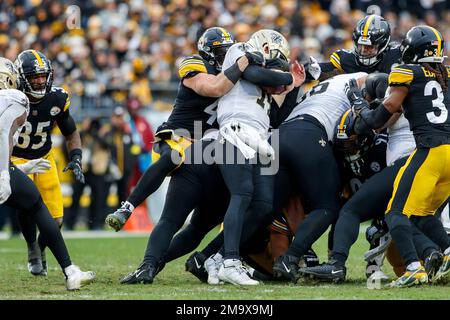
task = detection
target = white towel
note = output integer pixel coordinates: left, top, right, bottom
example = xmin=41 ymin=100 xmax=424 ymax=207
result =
xmin=219 ymin=122 xmax=274 ymax=160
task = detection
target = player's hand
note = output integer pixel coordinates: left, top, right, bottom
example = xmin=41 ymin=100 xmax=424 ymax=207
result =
xmin=290 ymin=60 xmax=306 ymax=87
xmin=0 ymin=170 xmax=11 ymax=204
xmin=245 ymin=51 xmax=265 ymax=66
xmin=63 ymin=156 xmax=85 ymax=184
xmin=17 ymin=158 xmax=51 ymax=174
xmin=345 ymin=79 xmax=365 ymax=104
xmin=304 ymin=56 xmax=321 ymax=80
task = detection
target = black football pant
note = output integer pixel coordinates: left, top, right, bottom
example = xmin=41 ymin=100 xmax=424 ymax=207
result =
xmin=6 ymin=165 xmax=71 ymax=269
xmin=127 ymin=140 xmax=178 ymax=208
xmin=279 ymin=116 xmax=341 ymax=258
xmin=216 ymin=140 xmax=275 ymax=260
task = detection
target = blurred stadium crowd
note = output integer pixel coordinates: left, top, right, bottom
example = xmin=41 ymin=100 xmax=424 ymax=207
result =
xmin=1 ymin=0 xmax=450 ymax=232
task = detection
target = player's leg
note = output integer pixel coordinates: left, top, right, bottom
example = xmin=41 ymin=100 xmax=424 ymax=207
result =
xmin=274 ymin=119 xmax=341 ymax=281
xmin=215 ymin=140 xmax=259 ymax=285
xmin=106 ymin=139 xmax=185 ymax=231
xmin=120 ymin=169 xmax=202 ymax=284
xmin=6 ymin=166 xmax=95 ymax=290
xmin=386 ymin=146 xmax=449 ymax=287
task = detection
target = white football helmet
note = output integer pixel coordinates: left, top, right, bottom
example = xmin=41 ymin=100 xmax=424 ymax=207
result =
xmin=247 ymin=29 xmax=290 ymax=61
xmin=0 ymin=57 xmax=19 ymax=90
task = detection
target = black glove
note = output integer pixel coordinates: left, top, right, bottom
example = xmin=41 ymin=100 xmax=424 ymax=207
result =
xmin=64 ymin=154 xmax=85 ymax=184
xmin=345 ymin=78 xmax=370 ymax=116
xmin=265 ymin=57 xmax=290 ymax=72
xmin=245 ymin=51 xmax=265 ymax=66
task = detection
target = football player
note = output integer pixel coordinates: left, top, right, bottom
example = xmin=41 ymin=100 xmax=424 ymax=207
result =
xmin=341 ymin=26 xmax=450 ymax=287
xmin=0 ymin=57 xmax=94 ymax=290
xmin=315 ymin=14 xmax=401 ymax=80
xmin=105 ymin=27 xmax=259 ymax=232
xmin=12 ymin=50 xmax=85 ymax=276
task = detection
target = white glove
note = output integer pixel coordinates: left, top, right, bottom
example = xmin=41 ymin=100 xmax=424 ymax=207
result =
xmin=305 ymin=56 xmax=321 ymax=80
xmin=0 ymin=170 xmax=11 ymax=204
xmin=17 ymin=158 xmax=51 ymax=174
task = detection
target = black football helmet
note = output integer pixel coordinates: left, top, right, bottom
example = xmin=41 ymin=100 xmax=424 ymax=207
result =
xmin=198 ymin=27 xmax=235 ymax=72
xmin=400 ymin=25 xmax=446 ymax=64
xmin=352 ymin=15 xmax=391 ymax=67
xmin=15 ymin=50 xmax=53 ymax=99
xmin=335 ymin=109 xmax=374 ymax=157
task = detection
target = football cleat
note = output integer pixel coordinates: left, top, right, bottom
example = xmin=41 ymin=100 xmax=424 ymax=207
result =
xmin=105 ymin=202 xmax=133 ymax=232
xmin=64 ymin=265 xmax=95 ymax=291
xmin=299 ymin=260 xmax=347 ymax=283
xmin=424 ymin=250 xmax=443 ymax=282
xmin=433 ymin=253 xmax=450 ymax=282
xmin=389 ymin=265 xmax=428 ymax=288
xmin=272 ymin=254 xmax=300 ymax=282
xmin=302 ymin=248 xmax=320 ymax=267
xmin=27 ymin=242 xmax=45 ymax=276
xmin=185 ymin=251 xmax=208 ymax=283
xmin=218 ymin=259 xmax=259 ymax=286
xmin=120 ymin=262 xmax=157 ymax=285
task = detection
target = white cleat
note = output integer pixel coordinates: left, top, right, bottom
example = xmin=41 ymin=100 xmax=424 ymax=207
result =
xmin=64 ymin=265 xmax=96 ymax=291
xmin=218 ymin=258 xmax=259 ymax=286
xmin=204 ymin=253 xmax=223 ymax=285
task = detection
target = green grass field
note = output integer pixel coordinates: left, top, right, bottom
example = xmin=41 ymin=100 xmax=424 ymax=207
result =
xmin=1 ymin=227 xmax=449 ymax=300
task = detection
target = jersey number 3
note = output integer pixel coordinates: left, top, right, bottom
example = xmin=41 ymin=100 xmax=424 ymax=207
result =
xmin=16 ymin=121 xmax=51 ymax=150
xmin=425 ymin=80 xmax=448 ymax=124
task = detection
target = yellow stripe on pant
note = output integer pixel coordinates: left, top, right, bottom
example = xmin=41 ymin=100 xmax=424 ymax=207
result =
xmin=11 ymin=151 xmax=64 ymax=219
xmin=386 ymin=145 xmax=450 ymax=217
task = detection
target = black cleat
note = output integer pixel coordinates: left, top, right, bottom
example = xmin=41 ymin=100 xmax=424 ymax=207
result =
xmin=105 ymin=202 xmax=133 ymax=232
xmin=273 ymin=254 xmax=300 ymax=282
xmin=424 ymin=250 xmax=443 ymax=282
xmin=303 ymin=248 xmax=320 ymax=267
xmin=120 ymin=262 xmax=157 ymax=284
xmin=185 ymin=252 xmax=208 ymax=283
xmin=299 ymin=260 xmax=346 ymax=283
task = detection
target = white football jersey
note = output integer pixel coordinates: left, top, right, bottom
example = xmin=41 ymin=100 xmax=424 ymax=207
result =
xmin=217 ymin=42 xmax=270 ymax=133
xmin=0 ymin=89 xmax=29 ymax=119
xmin=386 ymin=114 xmax=416 ymax=166
xmin=284 ymin=72 xmax=367 ymax=141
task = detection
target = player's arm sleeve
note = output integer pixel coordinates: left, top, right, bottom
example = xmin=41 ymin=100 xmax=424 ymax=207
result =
xmin=319 ymin=61 xmax=337 ymax=73
xmin=269 ymin=87 xmax=301 ymax=128
xmin=242 ymin=65 xmax=293 ymax=87
xmin=328 ymin=51 xmax=344 ymax=71
xmin=56 ymin=111 xmax=77 ymax=136
xmin=388 ymin=65 xmax=414 ymax=87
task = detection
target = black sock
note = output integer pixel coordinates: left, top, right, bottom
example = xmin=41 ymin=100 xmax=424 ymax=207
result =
xmin=164 ymin=224 xmax=207 ymax=263
xmin=202 ymin=232 xmax=224 ymax=258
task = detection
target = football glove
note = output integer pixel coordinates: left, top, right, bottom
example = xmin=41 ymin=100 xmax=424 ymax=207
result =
xmin=304 ymin=56 xmax=321 ymax=80
xmin=0 ymin=170 xmax=11 ymax=204
xmin=245 ymin=51 xmax=265 ymax=66
xmin=17 ymin=158 xmax=51 ymax=175
xmin=63 ymin=155 xmax=85 ymax=184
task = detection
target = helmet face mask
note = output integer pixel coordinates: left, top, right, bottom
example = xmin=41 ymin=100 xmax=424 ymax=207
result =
xmin=198 ymin=27 xmax=235 ymax=72
xmin=352 ymin=15 xmax=391 ymax=67
xmin=0 ymin=57 xmax=19 ymax=90
xmin=400 ymin=25 xmax=446 ymax=64
xmin=247 ymin=29 xmax=290 ymax=62
xmin=15 ymin=50 xmax=53 ymax=99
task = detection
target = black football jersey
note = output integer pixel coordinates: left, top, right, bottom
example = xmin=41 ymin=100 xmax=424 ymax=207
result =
xmin=388 ymin=64 xmax=450 ymax=147
xmin=329 ymin=44 xmax=401 ymax=74
xmin=157 ymin=55 xmax=219 ymax=138
xmin=13 ymin=87 xmax=71 ymax=159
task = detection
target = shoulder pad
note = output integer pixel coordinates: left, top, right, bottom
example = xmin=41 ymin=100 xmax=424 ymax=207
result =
xmin=389 ymin=64 xmax=414 ymax=86
xmin=178 ymin=55 xmax=207 ymax=78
